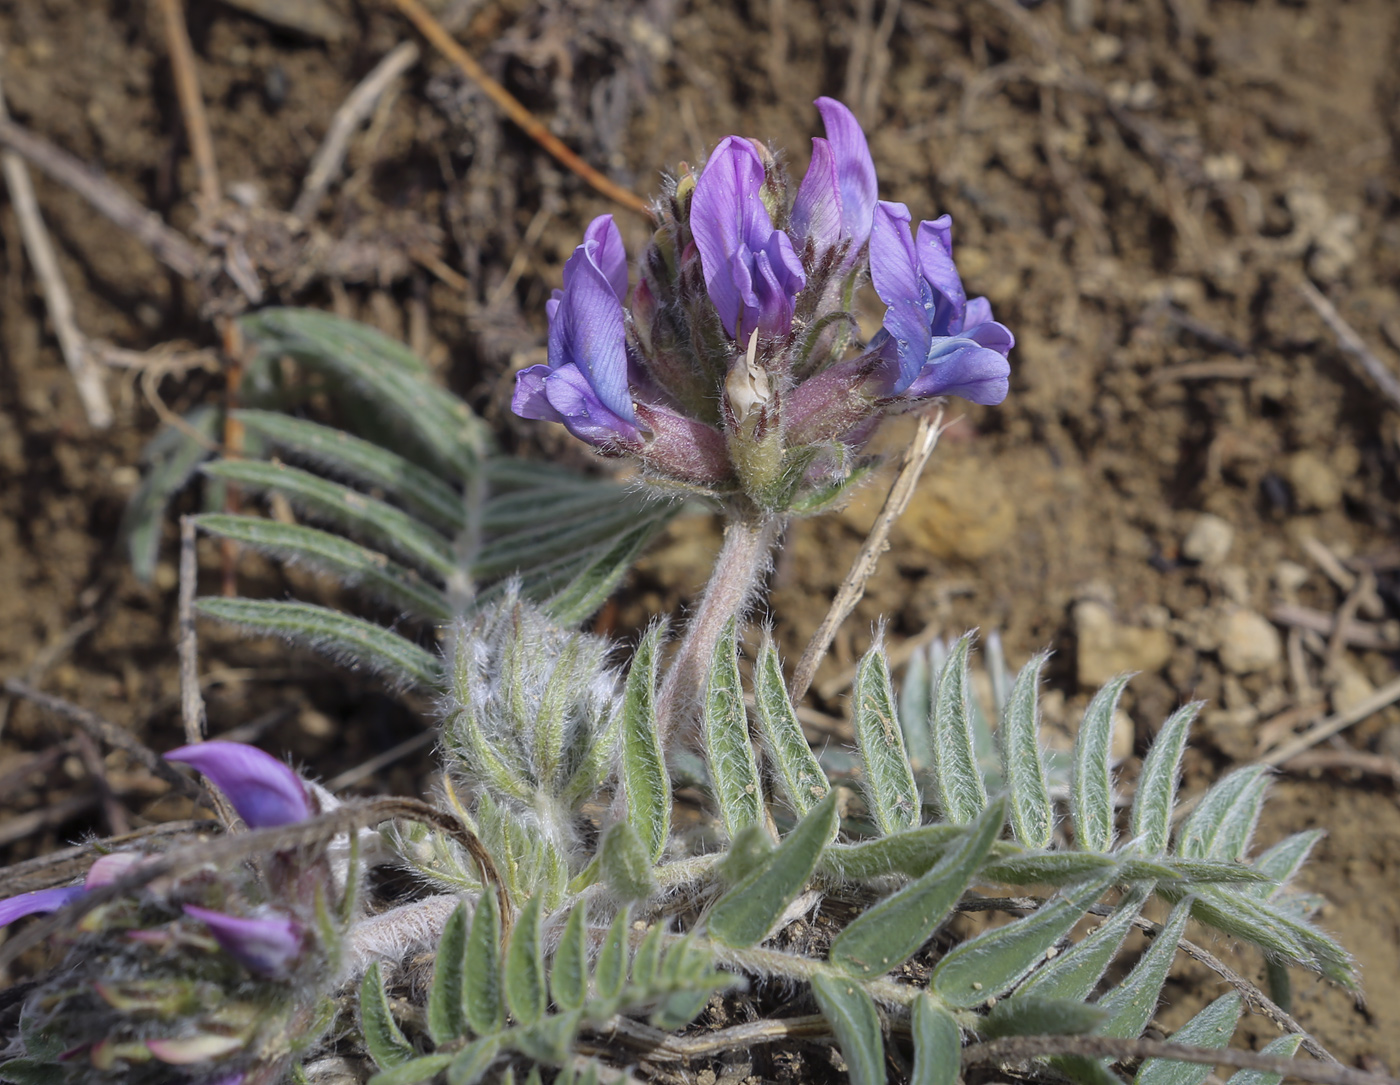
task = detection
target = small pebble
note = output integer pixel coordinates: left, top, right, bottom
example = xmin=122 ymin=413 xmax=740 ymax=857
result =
xmin=1216 ymin=608 xmax=1283 ymax=674
xmin=1182 ymin=513 xmax=1234 ymax=565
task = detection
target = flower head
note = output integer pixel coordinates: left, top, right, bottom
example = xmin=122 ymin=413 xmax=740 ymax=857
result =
xmin=691 ymin=136 xmax=806 ymax=340
xmin=183 ymin=905 xmax=305 ymax=978
xmin=868 ymin=201 xmax=1013 ymax=404
xmin=512 ymin=214 xmax=642 ymax=448
xmin=791 ymin=97 xmax=878 ymax=266
xmin=164 ymin=741 xmax=312 ymax=829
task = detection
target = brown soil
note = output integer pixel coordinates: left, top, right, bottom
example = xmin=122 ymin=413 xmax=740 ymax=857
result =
xmin=1 ymin=0 xmax=1398 ymax=1075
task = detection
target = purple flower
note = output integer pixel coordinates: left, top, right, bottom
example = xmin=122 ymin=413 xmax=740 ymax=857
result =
xmin=791 ymin=98 xmax=878 ymax=266
xmin=0 ymin=885 xmax=85 ymax=929
xmin=164 ymin=742 xmax=311 ymax=829
xmin=183 ymin=905 xmax=304 ymax=978
xmin=868 ymin=201 xmax=1013 ymax=404
xmin=691 ymin=137 xmax=806 ymax=339
xmin=512 ymin=215 xmax=642 ymax=448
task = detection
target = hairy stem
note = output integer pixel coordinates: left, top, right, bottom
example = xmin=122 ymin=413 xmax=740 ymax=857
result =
xmin=655 ymin=511 xmax=783 ymax=751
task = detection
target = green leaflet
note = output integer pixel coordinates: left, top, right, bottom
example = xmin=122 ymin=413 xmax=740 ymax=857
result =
xmin=829 ymin=798 xmax=1005 ymax=977
xmin=852 ymin=642 xmax=921 ymax=835
xmin=240 ymin=307 xmax=487 ymax=479
xmin=1093 ymin=900 xmax=1192 ymax=1039
xmin=1134 ymin=994 xmax=1241 ymax=1085
xmin=1001 ymin=651 xmax=1053 ymax=848
xmin=708 ymin=791 xmax=839 ymax=948
xmin=1176 ymin=766 xmax=1268 ymax=861
xmin=234 ymin=409 xmax=467 ymax=533
xmin=121 ymin=404 xmax=221 ymax=582
xmin=1129 ymin=703 xmax=1200 ymax=854
xmin=195 ymin=514 xmax=454 ymax=621
xmin=622 ymin=622 xmax=670 ymax=860
xmin=1249 ymin=831 xmax=1323 ymax=896
xmin=0 ymin=1060 xmax=57 ymax=1085
xmin=980 ymin=995 xmax=1107 ymax=1038
xmin=465 ymin=891 xmax=506 ymax=1036
xmin=1147 ymin=859 xmax=1270 ymax=886
xmin=360 ymin=962 xmax=416 ymax=1070
xmin=754 ymin=633 xmax=830 ymax=817
xmin=631 ymin=923 xmax=666 ymax=991
xmin=1021 ymin=888 xmax=1148 ymax=1001
xmin=1197 ymin=887 xmax=1354 ymax=987
xmin=818 ymin=824 xmax=968 ymax=880
xmin=929 ymin=632 xmax=988 ymax=824
xmin=552 ymin=903 xmax=589 ymax=1013
xmin=932 ymin=873 xmax=1118 ymax=1008
xmin=810 ymin=973 xmax=886 ymax=1085
xmin=506 ymin=895 xmax=547 ymax=1026
xmin=898 ymin=643 xmax=935 ymax=773
xmin=202 ymin=458 xmax=458 ymax=581
xmin=427 ymin=901 xmax=471 ymax=1044
xmin=513 ymin=1010 xmax=584 ymax=1064
xmin=369 ymin=1055 xmax=456 ymax=1085
xmin=982 ymin=851 xmax=1122 ymax=886
xmin=1223 ymin=1032 xmax=1304 ymax=1085
xmin=1073 ymin=674 xmax=1133 ymax=853
xmin=911 ymin=995 xmax=961 ymax=1085
xmin=543 ymin=517 xmax=674 ymax=626
xmin=447 ymin=1036 xmax=503 ymax=1085
xmin=703 ymin=617 xmax=764 ymax=837
xmin=599 ymin=821 xmax=659 ymax=903
xmin=592 ymin=907 xmax=631 ymax=1013
xmin=196 ymin=598 xmax=445 ymax=691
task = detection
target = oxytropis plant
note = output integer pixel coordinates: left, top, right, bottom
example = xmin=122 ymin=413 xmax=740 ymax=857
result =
xmin=0 ymin=101 xmax=1358 ymax=1085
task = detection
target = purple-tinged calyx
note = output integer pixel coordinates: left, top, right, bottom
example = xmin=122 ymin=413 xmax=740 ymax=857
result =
xmin=164 ymin=741 xmax=312 ymax=829
xmin=183 ymin=905 xmax=305 ymax=978
xmin=0 ymin=885 xmax=85 ymax=929
xmin=791 ymin=97 xmax=878 ymax=267
xmin=512 ymin=214 xmax=643 ymax=448
xmin=691 ymin=137 xmax=806 ymax=340
xmin=868 ymin=201 xmax=1013 ymax=405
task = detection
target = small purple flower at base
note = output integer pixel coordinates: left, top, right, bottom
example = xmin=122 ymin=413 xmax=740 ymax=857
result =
xmin=164 ymin=742 xmax=311 ymax=829
xmin=691 ymin=137 xmax=806 ymax=340
xmin=183 ymin=905 xmax=305 ymax=979
xmin=868 ymin=201 xmax=1013 ymax=405
xmin=791 ymin=98 xmax=878 ymax=267
xmin=513 ymin=214 xmax=643 ymax=448
xmin=0 ymin=885 xmax=85 ymax=929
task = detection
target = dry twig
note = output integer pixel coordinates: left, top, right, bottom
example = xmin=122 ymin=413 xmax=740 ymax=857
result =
xmin=1297 ymin=278 xmax=1400 ymax=410
xmin=155 ymin=0 xmax=220 ymax=211
xmin=790 ymin=410 xmax=946 ymax=703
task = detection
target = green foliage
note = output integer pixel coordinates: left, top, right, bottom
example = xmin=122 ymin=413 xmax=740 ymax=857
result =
xmin=702 ymin=617 xmax=764 ymax=838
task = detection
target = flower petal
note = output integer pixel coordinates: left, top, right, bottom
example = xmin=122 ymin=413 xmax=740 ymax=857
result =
xmin=903 ymin=339 xmax=1011 ymax=405
xmin=146 ymin=1035 xmax=246 ymax=1065
xmin=692 ymin=136 xmax=770 ymax=337
xmin=550 ymin=239 xmax=637 ymax=432
xmin=814 ymin=97 xmax=877 ymax=247
xmin=85 ymin=851 xmax=146 ymax=887
xmin=164 ymin=742 xmax=311 ymax=829
xmin=183 ymin=905 xmax=305 ymax=978
xmin=580 ymin=214 xmax=629 ymax=303
xmin=511 ymin=363 xmax=567 ymax=425
xmin=0 ymin=886 xmax=84 ymax=928
xmin=541 ymin=363 xmax=642 ymax=447
xmin=914 ymin=215 xmax=966 ymax=336
xmin=791 ymin=137 xmax=842 ymax=254
xmin=868 ymin=201 xmax=931 ymax=392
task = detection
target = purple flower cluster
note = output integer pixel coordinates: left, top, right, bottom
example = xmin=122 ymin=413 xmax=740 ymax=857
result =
xmin=513 ymin=98 xmax=1014 ymax=510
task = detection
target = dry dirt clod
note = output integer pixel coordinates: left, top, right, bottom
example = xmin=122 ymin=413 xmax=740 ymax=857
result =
xmin=1182 ymin=513 xmax=1234 ymax=565
xmin=1216 ymin=608 xmax=1284 ymax=675
xmin=1073 ymin=600 xmax=1174 ymax=687
xmin=1285 ymin=451 xmax=1343 ymax=512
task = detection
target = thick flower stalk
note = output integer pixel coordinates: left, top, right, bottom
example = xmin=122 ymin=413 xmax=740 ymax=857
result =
xmin=511 ymin=96 xmax=1014 ymax=517
xmin=0 ymin=743 xmax=346 ymax=1085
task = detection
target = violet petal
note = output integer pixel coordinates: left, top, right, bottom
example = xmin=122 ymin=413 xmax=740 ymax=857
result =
xmin=183 ymin=905 xmax=304 ymax=978
xmin=814 ymin=97 xmax=877 ymax=248
xmin=903 ymin=339 xmax=1011 ymax=405
xmin=914 ymin=215 xmax=966 ymax=336
xmin=581 ymin=214 xmax=629 ymax=303
xmin=164 ymin=742 xmax=310 ymax=829
xmin=0 ymin=886 xmax=84 ymax=928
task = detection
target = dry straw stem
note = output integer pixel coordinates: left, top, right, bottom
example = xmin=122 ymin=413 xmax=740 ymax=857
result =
xmin=1297 ymin=278 xmax=1400 ymax=411
xmin=0 ymin=796 xmax=507 ymax=973
xmin=0 ymin=821 xmax=220 ymax=897
xmin=155 ymin=0 xmax=220 ymax=211
xmin=0 ymin=68 xmax=113 ymax=429
xmin=293 ymin=41 xmax=421 ymax=223
xmin=388 ymin=0 xmax=651 ymax=218
xmin=790 ymin=408 xmax=946 ymax=704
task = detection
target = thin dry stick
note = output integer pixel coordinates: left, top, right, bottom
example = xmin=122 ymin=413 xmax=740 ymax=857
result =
xmin=324 ymin=730 xmax=435 ymax=793
xmin=2 ymin=679 xmax=208 ymax=806
xmin=155 ymin=0 xmax=220 ymax=211
xmin=177 ymin=516 xmax=208 ymax=748
xmin=1261 ymin=674 xmax=1400 ymax=768
xmin=388 ymin=0 xmax=651 ymax=217
xmin=790 ymin=409 xmax=946 ymax=703
xmin=963 ymin=1036 xmax=1394 ymax=1085
xmin=0 ymin=114 xmax=204 ymax=279
xmin=600 ymin=1013 xmax=831 ymax=1061
xmin=292 ymin=41 xmax=421 ymax=222
xmin=71 ymin=730 xmax=131 ymax=837
xmin=0 ymin=72 xmax=113 ymax=428
xmin=1297 ymin=278 xmax=1400 ymax=410
xmin=0 ymin=820 xmax=220 ymax=896
xmin=0 ymin=793 xmax=99 ymax=850
xmin=1324 ymin=572 xmax=1373 ymax=676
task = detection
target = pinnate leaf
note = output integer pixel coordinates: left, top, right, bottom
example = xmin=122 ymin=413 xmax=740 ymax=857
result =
xmin=853 ymin=642 xmax=921 ymax=835
xmin=1073 ymin=675 xmax=1133 ymax=852
xmin=703 ymin=617 xmax=764 ymax=837
xmin=930 ymin=632 xmax=989 ymax=824
xmin=1134 ymin=994 xmax=1241 ymax=1085
xmin=810 ymin=973 xmax=886 ymax=1085
xmin=1000 ymin=651 xmax=1053 ymax=848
